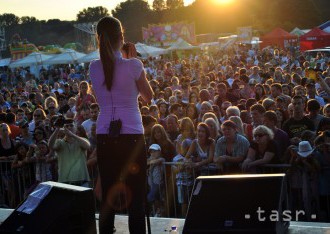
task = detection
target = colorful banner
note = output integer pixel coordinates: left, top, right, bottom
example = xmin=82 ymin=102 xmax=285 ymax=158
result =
xmin=142 ymin=22 xmax=196 ymax=47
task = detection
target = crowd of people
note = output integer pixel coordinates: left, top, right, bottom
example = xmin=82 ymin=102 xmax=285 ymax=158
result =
xmin=0 ymin=43 xmax=330 ymax=221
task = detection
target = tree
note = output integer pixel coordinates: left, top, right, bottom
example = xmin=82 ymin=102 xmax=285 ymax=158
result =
xmin=166 ymin=0 xmax=184 ymax=10
xmin=112 ymin=0 xmax=152 ymax=42
xmin=153 ymin=0 xmax=166 ymax=11
xmin=20 ymin=16 xmax=37 ymax=24
xmin=0 ymin=13 xmax=20 ymax=27
xmin=76 ymin=6 xmax=109 ymax=23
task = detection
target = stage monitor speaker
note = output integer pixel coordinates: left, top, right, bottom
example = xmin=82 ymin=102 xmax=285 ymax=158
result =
xmin=183 ymin=174 xmax=289 ymax=234
xmin=0 ymin=181 xmax=97 ymax=234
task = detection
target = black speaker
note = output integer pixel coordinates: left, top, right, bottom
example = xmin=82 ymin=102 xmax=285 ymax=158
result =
xmin=183 ymin=174 xmax=289 ymax=234
xmin=0 ymin=181 xmax=97 ymax=234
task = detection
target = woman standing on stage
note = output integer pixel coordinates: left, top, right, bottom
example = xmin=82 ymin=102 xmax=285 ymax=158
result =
xmin=89 ymin=16 xmax=153 ymax=234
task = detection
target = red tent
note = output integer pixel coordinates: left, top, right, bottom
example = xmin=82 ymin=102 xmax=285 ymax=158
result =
xmin=300 ymin=27 xmax=330 ymax=51
xmin=260 ymin=28 xmax=298 ymax=49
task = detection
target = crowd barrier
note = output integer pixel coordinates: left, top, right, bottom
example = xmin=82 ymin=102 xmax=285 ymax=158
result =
xmin=0 ymin=160 xmax=329 ymax=222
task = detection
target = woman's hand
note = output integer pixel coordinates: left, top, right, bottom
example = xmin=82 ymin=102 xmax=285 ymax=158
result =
xmin=122 ymin=42 xmax=137 ymax=59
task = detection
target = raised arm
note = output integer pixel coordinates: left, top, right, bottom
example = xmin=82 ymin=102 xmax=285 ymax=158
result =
xmin=136 ymin=70 xmax=154 ymax=104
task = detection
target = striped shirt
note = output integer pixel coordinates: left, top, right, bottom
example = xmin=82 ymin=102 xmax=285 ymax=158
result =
xmin=215 ymin=133 xmax=250 ymax=158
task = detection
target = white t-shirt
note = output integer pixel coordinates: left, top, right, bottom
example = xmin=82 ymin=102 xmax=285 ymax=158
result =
xmin=81 ymin=119 xmax=96 ymax=137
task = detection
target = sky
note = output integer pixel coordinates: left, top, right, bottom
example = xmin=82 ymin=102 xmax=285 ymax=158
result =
xmin=0 ymin=0 xmax=195 ymax=21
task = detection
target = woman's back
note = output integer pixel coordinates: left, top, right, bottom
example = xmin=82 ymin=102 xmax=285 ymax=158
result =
xmin=90 ymin=52 xmax=144 ymax=134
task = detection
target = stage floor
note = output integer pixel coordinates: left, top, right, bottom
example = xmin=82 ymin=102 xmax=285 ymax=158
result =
xmin=1 ymin=209 xmax=330 ymax=233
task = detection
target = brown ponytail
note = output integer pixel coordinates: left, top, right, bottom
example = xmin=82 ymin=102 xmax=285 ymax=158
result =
xmin=96 ymin=17 xmax=123 ymax=91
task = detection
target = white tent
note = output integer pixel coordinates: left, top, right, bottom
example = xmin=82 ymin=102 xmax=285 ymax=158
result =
xmin=199 ymin=42 xmax=220 ymax=50
xmin=78 ymin=50 xmax=99 ymax=63
xmin=167 ymin=38 xmax=198 ymax=51
xmin=44 ymin=49 xmax=86 ymax=65
xmin=0 ymin=58 xmax=11 ymax=67
xmin=9 ymin=52 xmax=53 ymax=68
xmin=135 ymin=43 xmax=167 ymax=57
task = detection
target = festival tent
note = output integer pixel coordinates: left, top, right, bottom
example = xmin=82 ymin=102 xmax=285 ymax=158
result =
xmin=135 ymin=43 xmax=167 ymax=57
xmin=64 ymin=42 xmax=84 ymax=52
xmin=290 ymin=27 xmax=308 ymax=37
xmin=319 ymin=20 xmax=330 ymax=33
xmin=78 ymin=50 xmax=99 ymax=63
xmin=43 ymin=49 xmax=86 ymax=65
xmin=9 ymin=52 xmax=53 ymax=68
xmin=0 ymin=58 xmax=11 ymax=67
xmin=167 ymin=38 xmax=199 ymax=51
xmin=260 ymin=28 xmax=298 ymax=49
xmin=199 ymin=42 xmax=220 ymax=50
xmin=300 ymin=27 xmax=330 ymax=51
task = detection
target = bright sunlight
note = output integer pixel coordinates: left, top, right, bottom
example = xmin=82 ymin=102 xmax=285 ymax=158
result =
xmin=212 ymin=0 xmax=234 ymax=4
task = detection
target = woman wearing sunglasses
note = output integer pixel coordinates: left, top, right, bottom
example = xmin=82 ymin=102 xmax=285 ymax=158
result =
xmin=242 ymin=125 xmax=278 ymax=172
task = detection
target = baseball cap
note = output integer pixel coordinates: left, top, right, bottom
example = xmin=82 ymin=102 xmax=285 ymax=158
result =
xmin=149 ymin=144 xmax=161 ymax=151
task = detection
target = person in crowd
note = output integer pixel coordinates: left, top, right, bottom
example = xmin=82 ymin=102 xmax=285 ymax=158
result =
xmin=150 ymin=124 xmax=176 ymax=162
xmin=0 ymin=123 xmax=16 ymax=160
xmin=306 ymin=99 xmax=324 ymax=130
xmin=176 ymin=117 xmax=196 ymax=155
xmin=306 ymin=82 xmax=325 ymax=107
xmin=185 ymin=123 xmax=215 ymax=176
xmin=165 ymin=114 xmax=180 ymax=142
xmin=15 ymin=108 xmax=26 ymax=124
xmin=283 ymin=95 xmax=315 ymax=145
xmin=204 ymin=117 xmax=221 ymax=141
xmin=287 ymin=141 xmax=320 ymax=220
xmin=75 ymin=81 xmax=96 ymax=125
xmin=147 ymin=144 xmax=165 ymax=217
xmin=229 ymin=116 xmax=245 ymax=136
xmin=189 ymin=91 xmax=199 ymax=105
xmin=28 ymin=108 xmax=46 ymax=133
xmin=245 ymin=104 xmax=266 ymax=142
xmin=0 ymin=123 xmax=16 ymax=207
xmin=197 ymin=101 xmax=213 ymax=122
xmin=215 ymin=82 xmax=228 ymax=109
xmin=5 ymin=112 xmax=20 ymax=139
xmin=323 ymin=103 xmax=330 ymax=118
xmin=242 ymin=125 xmax=278 ymax=172
xmin=214 ymin=120 xmax=249 ymax=174
xmin=149 ymin=105 xmax=160 ymax=122
xmin=82 ymin=103 xmax=99 ymax=138
xmin=48 ymin=118 xmax=90 ymax=185
xmin=263 ymin=111 xmax=289 ymax=161
xmin=142 ymin=115 xmax=157 ymax=145
xmin=157 ymin=99 xmax=169 ymax=122
xmin=226 ymin=106 xmax=241 ymax=119
xmin=314 ymin=132 xmax=330 ymax=221
xmin=89 ymin=16 xmax=153 ymax=234
xmin=26 ymin=140 xmax=52 ymax=184
xmin=185 ymin=103 xmax=198 ymax=127
xmin=172 ymin=139 xmax=194 ymax=217
xmin=66 ymin=96 xmax=77 ymax=117
xmin=254 ymin=84 xmax=266 ymax=102
xmin=57 ymin=94 xmax=70 ymax=115
xmin=262 ymin=98 xmax=277 ymax=111
xmin=169 ymin=103 xmax=183 ymax=119
xmin=16 ymin=119 xmax=33 ymax=145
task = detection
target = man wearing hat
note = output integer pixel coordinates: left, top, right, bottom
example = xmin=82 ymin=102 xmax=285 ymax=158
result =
xmin=48 ymin=118 xmax=90 ymax=186
xmin=297 ymin=141 xmax=315 ymax=158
